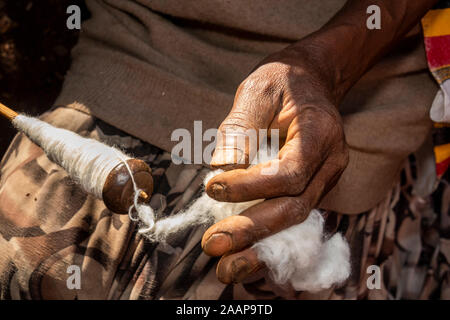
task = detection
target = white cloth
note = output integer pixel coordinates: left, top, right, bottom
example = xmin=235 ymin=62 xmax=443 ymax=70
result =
xmin=430 ymin=82 xmax=450 ymax=123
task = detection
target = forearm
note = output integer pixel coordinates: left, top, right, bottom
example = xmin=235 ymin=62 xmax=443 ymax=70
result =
xmin=291 ymin=0 xmax=438 ymax=104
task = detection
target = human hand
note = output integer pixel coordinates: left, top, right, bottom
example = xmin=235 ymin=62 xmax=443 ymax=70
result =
xmin=201 ymin=44 xmax=349 ymax=284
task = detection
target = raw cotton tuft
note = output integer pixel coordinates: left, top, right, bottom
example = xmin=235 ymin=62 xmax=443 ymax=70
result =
xmin=252 ymin=213 xmax=351 ymax=292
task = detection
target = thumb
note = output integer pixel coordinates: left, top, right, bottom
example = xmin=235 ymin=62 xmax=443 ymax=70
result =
xmin=210 ymin=78 xmax=281 ymax=169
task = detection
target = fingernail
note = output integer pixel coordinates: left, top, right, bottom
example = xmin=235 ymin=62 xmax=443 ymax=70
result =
xmin=231 ymin=257 xmax=251 ymax=283
xmin=203 ymin=233 xmax=232 ymax=256
xmin=211 ymin=147 xmax=244 ymax=166
xmin=208 ymin=183 xmax=227 ymax=201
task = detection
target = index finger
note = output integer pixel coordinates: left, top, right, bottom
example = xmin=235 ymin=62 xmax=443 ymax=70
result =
xmin=202 ymin=154 xmax=344 ymax=256
xmin=206 ymin=136 xmax=324 ymax=202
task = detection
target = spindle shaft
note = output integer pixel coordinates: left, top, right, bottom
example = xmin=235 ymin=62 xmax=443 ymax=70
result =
xmin=0 ymin=102 xmax=19 ymax=121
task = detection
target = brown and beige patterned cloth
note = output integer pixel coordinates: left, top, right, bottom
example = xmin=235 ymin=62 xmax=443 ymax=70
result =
xmin=1 ymin=107 xmax=449 ymax=300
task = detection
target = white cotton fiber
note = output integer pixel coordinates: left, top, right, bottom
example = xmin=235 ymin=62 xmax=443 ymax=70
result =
xmin=296 ymin=233 xmax=351 ymax=292
xmin=251 ymin=210 xmax=324 ymax=284
xmin=12 ymin=114 xmax=129 ymax=199
xmin=142 ymin=185 xmax=263 ymax=242
xmin=252 ymin=211 xmax=351 ymax=292
xmin=136 ymin=145 xmax=351 ymax=292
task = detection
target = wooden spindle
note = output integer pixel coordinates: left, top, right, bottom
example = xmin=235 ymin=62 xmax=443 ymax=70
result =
xmin=0 ymin=101 xmax=153 ymax=214
xmin=0 ymin=102 xmax=19 ymax=121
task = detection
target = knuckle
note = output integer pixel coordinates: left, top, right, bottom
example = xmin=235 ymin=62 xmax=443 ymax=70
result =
xmin=220 ymin=113 xmax=257 ymax=132
xmin=300 ymin=106 xmax=344 ymax=144
xmin=312 ymin=107 xmax=347 ymax=154
xmin=331 ymin=142 xmax=350 ymax=171
xmin=283 ymin=165 xmax=308 ymax=195
xmin=239 ymin=76 xmax=275 ymax=98
xmin=239 ymin=64 xmax=286 ymax=98
xmin=307 ymin=105 xmax=340 ymax=128
xmin=322 ymin=146 xmax=349 ymax=191
xmin=286 ymin=197 xmax=310 ymax=224
xmin=320 ymin=109 xmax=343 ymax=135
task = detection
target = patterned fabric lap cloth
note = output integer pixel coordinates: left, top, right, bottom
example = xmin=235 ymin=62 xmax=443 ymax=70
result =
xmin=422 ymin=0 xmax=450 ymax=178
xmin=0 ymin=107 xmax=449 ymax=300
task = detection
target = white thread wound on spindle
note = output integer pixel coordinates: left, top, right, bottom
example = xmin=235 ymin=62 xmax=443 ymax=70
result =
xmin=13 ymin=114 xmax=157 ymax=229
xmin=12 ymin=114 xmax=130 ymax=199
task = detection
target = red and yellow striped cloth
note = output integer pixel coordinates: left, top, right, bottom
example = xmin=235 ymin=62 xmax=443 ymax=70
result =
xmin=422 ymin=0 xmax=450 ymax=178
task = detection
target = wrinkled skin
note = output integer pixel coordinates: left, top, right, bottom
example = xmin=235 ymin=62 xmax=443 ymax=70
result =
xmin=201 ymin=0 xmax=438 ymax=284
xmin=202 ymin=46 xmax=349 ymax=284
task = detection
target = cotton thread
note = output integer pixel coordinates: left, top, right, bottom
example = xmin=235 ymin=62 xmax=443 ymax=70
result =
xmin=13 ymin=114 xmax=158 ymax=232
xmin=114 ymin=151 xmax=156 ymax=230
xmin=13 ymin=115 xmax=351 ymax=291
xmin=12 ymin=114 xmax=130 ymax=199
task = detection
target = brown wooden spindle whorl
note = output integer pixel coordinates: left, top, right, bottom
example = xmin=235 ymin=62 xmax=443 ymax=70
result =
xmin=102 ymin=159 xmax=153 ymax=214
